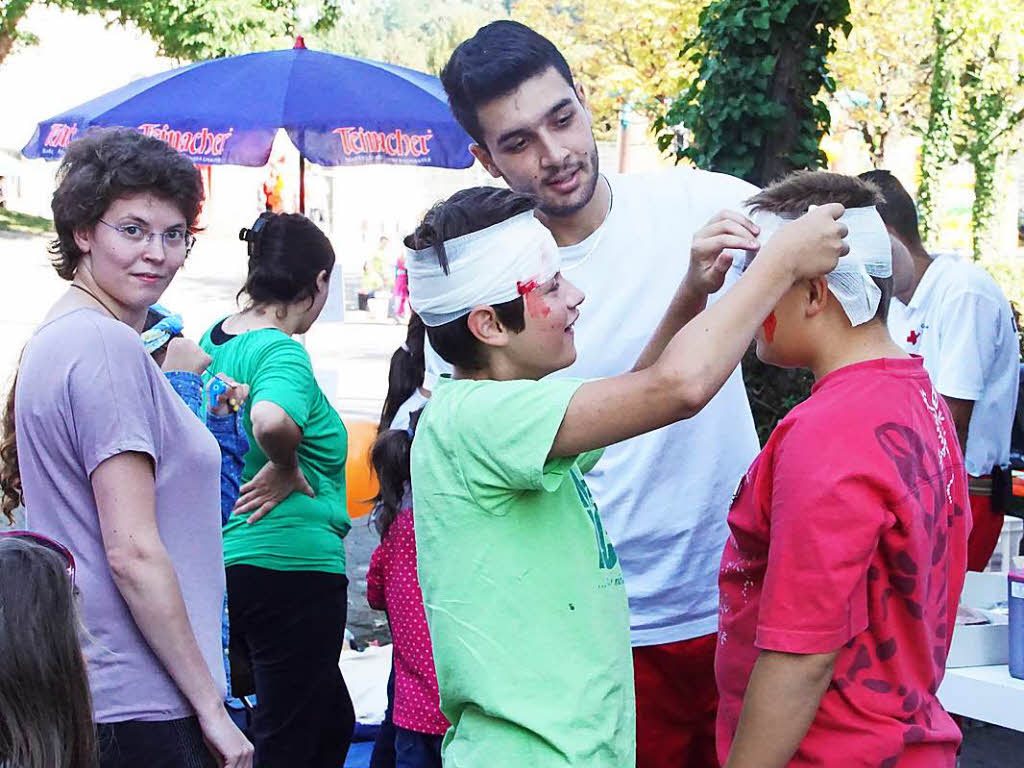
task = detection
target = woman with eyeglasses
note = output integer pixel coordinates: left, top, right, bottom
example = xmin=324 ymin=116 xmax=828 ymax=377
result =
xmin=0 ymin=532 xmax=94 ymax=768
xmin=0 ymin=128 xmax=252 ymax=768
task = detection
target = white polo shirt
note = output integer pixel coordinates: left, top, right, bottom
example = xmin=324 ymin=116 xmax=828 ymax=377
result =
xmin=548 ymin=169 xmax=760 ymax=646
xmin=887 ymin=252 xmax=1019 ymax=476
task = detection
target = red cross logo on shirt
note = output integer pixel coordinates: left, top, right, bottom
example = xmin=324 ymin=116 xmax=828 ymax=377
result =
xmin=907 ymin=329 xmax=921 ymax=345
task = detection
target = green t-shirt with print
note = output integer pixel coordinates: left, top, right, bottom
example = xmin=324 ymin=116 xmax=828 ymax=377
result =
xmin=411 ymin=376 xmax=634 ymax=768
xmin=200 ymin=321 xmax=349 ymax=574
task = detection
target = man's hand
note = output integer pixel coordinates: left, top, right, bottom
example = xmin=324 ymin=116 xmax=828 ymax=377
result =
xmin=686 ymin=210 xmax=761 ymax=296
xmin=233 ymin=460 xmax=315 ymax=524
xmin=763 ymin=204 xmax=849 ymax=282
xmin=161 ymin=338 xmax=213 ymax=375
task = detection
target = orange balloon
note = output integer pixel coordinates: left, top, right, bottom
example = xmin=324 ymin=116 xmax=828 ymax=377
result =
xmin=345 ymin=419 xmax=380 ymax=519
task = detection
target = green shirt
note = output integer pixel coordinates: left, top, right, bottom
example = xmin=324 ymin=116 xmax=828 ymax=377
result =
xmin=200 ymin=321 xmax=349 ymax=574
xmin=411 ymin=377 xmax=634 ymax=767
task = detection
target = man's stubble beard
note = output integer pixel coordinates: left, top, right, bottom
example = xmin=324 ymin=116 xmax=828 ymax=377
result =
xmin=536 ymin=147 xmax=601 ymax=219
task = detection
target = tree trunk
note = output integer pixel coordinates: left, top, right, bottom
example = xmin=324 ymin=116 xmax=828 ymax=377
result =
xmin=0 ymin=31 xmax=14 ymax=67
xmin=0 ymin=0 xmax=32 ymax=70
xmin=918 ymin=0 xmax=955 ymax=245
xmin=970 ymin=150 xmax=999 ymax=261
xmin=758 ymin=44 xmax=805 ymax=187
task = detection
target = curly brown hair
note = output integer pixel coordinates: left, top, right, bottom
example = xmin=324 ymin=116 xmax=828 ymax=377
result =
xmin=1 ymin=128 xmax=203 ymax=521
xmin=49 ymin=127 xmax=204 ymax=280
xmin=0 ymin=359 xmax=20 ymax=524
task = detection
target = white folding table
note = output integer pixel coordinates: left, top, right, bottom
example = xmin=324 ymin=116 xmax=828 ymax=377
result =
xmin=938 ymin=664 xmax=1024 ymax=732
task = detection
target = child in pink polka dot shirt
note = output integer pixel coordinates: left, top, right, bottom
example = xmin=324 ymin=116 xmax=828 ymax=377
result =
xmin=367 ymin=316 xmax=448 ymax=767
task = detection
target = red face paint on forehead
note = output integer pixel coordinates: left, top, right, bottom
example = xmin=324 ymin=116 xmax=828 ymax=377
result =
xmin=517 ymin=279 xmax=538 ymax=296
xmin=762 ymin=311 xmax=777 ymax=343
xmin=518 ymin=277 xmax=551 ymax=318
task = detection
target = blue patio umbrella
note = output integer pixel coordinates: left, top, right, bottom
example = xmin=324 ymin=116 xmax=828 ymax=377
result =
xmin=22 ymin=38 xmax=474 ymax=207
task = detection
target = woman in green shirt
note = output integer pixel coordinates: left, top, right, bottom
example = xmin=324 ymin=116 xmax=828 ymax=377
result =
xmin=200 ymin=212 xmax=353 ymax=768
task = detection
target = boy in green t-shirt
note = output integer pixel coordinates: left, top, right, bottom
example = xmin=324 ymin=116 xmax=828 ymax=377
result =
xmin=406 ymin=186 xmax=848 ymax=767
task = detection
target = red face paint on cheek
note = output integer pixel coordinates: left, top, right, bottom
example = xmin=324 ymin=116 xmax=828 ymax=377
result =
xmin=518 ymin=279 xmax=550 ymax=318
xmin=524 ymin=290 xmax=551 ymax=318
xmin=762 ymin=311 xmax=777 ymax=343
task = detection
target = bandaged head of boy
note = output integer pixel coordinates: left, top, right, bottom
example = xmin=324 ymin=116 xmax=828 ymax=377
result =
xmin=741 ymin=172 xmax=893 ymax=366
xmin=406 ymin=187 xmax=582 ymax=376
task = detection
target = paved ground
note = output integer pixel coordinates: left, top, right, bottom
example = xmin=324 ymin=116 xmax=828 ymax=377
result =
xmin=3 ymin=227 xmax=1021 ymax=763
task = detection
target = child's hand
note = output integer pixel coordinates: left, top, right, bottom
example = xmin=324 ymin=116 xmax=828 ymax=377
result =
xmin=209 ymin=375 xmax=250 ymax=416
xmin=686 ymin=210 xmax=761 ymax=296
xmin=161 ymin=338 xmax=213 ymax=375
xmin=765 ymin=203 xmax=849 ymax=281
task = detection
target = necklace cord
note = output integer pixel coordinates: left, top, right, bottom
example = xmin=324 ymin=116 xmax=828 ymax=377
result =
xmin=70 ymin=283 xmax=120 ymax=321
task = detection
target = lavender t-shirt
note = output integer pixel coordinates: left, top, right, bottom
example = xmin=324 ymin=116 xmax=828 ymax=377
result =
xmin=16 ymin=309 xmax=226 ymax=722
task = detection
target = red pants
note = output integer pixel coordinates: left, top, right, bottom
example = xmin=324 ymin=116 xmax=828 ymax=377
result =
xmin=967 ymin=492 xmax=1004 ymax=571
xmin=633 ymin=632 xmax=720 ymax=768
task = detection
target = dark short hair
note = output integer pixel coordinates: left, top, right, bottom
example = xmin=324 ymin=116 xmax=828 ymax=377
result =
xmin=746 ymin=171 xmax=893 ymax=323
xmin=405 ymin=187 xmax=534 ymax=371
xmin=239 ymin=213 xmax=335 ymax=307
xmin=50 ymin=127 xmax=204 ymax=281
xmin=441 ymin=20 xmax=575 ymax=147
xmin=857 ymin=169 xmax=923 ymax=249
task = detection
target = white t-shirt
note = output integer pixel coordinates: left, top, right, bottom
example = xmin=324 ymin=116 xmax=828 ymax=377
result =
xmin=887 ymin=253 xmax=1019 ymax=476
xmin=391 ymin=389 xmax=429 ymax=433
xmin=549 ymin=169 xmax=760 ymax=646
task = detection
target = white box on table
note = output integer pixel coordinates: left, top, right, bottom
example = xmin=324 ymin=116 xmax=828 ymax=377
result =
xmin=946 ymin=572 xmax=1009 ymax=669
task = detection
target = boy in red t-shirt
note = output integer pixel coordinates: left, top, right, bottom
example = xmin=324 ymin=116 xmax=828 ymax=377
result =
xmin=716 ymin=172 xmax=970 ymax=768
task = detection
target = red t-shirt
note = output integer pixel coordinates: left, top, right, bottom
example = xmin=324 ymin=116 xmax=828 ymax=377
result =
xmin=716 ymin=357 xmax=970 ymax=767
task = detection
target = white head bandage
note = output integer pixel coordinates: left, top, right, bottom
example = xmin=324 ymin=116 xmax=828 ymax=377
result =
xmin=407 ymin=210 xmax=561 ymax=327
xmin=749 ymin=206 xmax=892 ymax=327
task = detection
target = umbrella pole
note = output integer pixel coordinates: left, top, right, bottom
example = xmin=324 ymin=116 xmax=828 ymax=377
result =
xmin=299 ymin=155 xmax=306 ymax=215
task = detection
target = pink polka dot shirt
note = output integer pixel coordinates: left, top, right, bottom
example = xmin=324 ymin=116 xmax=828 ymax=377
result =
xmin=367 ymin=506 xmax=450 ymax=736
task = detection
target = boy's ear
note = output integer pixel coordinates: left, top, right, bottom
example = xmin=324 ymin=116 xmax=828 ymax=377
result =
xmin=466 ymin=306 xmax=511 ymax=348
xmin=805 ymin=277 xmax=830 ymax=318
xmin=470 ymin=144 xmax=502 ymax=179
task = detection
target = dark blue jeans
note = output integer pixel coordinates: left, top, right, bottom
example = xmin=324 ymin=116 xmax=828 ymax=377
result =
xmin=370 ymin=664 xmax=397 ymax=768
xmin=395 ymin=727 xmax=443 ymax=768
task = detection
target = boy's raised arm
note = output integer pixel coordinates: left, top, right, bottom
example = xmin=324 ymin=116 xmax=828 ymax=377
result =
xmin=550 ymin=204 xmax=849 ymax=459
xmin=631 ymin=210 xmax=761 ymax=373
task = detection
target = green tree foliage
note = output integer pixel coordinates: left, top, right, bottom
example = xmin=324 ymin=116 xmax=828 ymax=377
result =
xmin=951 ymin=4 xmax=1024 ymax=259
xmin=0 ymin=0 xmax=340 ymax=68
xmin=916 ymin=0 xmax=957 ymax=245
xmin=318 ymin=0 xmax=505 ymax=75
xmin=656 ymin=0 xmax=852 ymax=441
xmin=511 ymin=0 xmax=706 ymax=140
xmin=828 ymin=0 xmax=932 ymax=168
xmin=657 ymin=0 xmax=852 ymax=187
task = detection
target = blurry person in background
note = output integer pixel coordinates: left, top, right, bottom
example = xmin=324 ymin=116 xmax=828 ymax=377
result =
xmin=863 ymin=169 xmax=1020 ymax=572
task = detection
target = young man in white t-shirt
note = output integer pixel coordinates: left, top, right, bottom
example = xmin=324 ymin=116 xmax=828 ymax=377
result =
xmin=439 ymin=21 xmax=763 ymax=765
xmin=861 ymin=170 xmax=1020 ymax=571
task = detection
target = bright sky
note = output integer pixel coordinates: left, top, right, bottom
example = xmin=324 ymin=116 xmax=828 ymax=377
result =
xmin=0 ymin=7 xmax=173 ymax=150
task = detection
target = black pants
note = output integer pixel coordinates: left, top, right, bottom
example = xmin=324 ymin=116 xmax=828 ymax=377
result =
xmin=98 ymin=716 xmax=216 ymax=768
xmin=227 ymin=566 xmax=355 ymax=768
